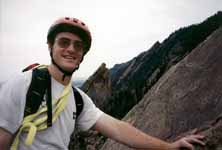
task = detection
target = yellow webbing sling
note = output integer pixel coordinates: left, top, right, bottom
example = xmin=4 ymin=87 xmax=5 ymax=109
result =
xmin=11 ymin=65 xmax=71 ymax=150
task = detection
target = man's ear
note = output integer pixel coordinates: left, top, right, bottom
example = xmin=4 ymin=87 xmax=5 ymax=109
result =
xmin=47 ymin=43 xmax=53 ymax=57
xmin=47 ymin=43 xmax=53 ymax=52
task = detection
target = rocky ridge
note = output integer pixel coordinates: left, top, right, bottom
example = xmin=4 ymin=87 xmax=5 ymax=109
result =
xmin=101 ymin=26 xmax=222 ymax=150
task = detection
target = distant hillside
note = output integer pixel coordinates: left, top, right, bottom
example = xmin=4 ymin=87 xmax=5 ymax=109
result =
xmin=72 ymin=79 xmax=86 ymax=87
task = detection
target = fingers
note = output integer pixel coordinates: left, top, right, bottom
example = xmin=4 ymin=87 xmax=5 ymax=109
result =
xmin=189 ymin=138 xmax=205 ymax=146
xmin=173 ymin=134 xmax=205 ymax=150
xmin=188 ymin=134 xmax=205 ymax=140
xmin=180 ymin=139 xmax=194 ymax=150
xmin=171 ymin=134 xmax=205 ymax=150
xmin=185 ymin=135 xmax=205 ymax=146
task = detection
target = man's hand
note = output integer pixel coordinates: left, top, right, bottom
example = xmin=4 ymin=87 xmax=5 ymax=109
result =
xmin=94 ymin=113 xmax=206 ymax=150
xmin=171 ymin=134 xmax=205 ymax=150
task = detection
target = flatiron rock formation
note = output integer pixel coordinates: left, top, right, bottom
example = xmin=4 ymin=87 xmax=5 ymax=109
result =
xmin=107 ymin=11 xmax=222 ymax=119
xmin=101 ymin=26 xmax=222 ymax=150
xmin=69 ymin=12 xmax=222 ymax=150
xmin=81 ymin=63 xmax=111 ymax=110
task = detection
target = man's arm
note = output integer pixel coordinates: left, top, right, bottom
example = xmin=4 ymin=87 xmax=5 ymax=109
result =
xmin=0 ymin=128 xmax=13 ymax=150
xmin=94 ymin=113 xmax=205 ymax=150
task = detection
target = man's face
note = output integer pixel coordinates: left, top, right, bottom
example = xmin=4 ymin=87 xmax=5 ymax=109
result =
xmin=50 ymin=32 xmax=84 ymax=72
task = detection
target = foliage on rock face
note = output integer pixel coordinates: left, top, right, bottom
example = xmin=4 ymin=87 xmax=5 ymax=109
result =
xmin=69 ymin=131 xmax=107 ymax=150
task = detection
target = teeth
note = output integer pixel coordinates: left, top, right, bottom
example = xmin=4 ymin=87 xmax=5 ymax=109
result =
xmin=64 ymin=56 xmax=73 ymax=59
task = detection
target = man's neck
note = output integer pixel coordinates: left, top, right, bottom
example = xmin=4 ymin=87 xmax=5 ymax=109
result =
xmin=48 ymin=64 xmax=72 ymax=86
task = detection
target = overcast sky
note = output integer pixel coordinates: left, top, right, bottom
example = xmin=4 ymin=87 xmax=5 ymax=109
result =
xmin=0 ymin=0 xmax=221 ymax=83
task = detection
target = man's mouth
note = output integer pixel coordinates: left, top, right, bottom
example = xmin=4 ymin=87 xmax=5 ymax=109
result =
xmin=64 ymin=56 xmax=73 ymax=59
xmin=63 ymin=55 xmax=76 ymax=60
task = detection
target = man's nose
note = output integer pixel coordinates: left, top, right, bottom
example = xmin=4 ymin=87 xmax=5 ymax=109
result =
xmin=66 ymin=42 xmax=76 ymax=52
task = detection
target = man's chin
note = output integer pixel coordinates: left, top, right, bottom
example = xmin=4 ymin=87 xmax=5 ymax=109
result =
xmin=62 ymin=65 xmax=76 ymax=72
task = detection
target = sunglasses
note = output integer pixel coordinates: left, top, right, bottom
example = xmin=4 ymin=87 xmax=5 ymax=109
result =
xmin=55 ymin=37 xmax=85 ymax=52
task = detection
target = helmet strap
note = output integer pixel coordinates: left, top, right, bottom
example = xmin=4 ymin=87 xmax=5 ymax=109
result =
xmin=50 ymin=51 xmax=76 ymax=81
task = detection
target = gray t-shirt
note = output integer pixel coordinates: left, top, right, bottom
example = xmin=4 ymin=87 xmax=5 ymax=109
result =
xmin=0 ymin=71 xmax=103 ymax=150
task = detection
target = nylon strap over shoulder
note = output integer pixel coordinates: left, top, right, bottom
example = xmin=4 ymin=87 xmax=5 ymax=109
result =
xmin=11 ymin=64 xmax=84 ymax=150
xmin=11 ymin=77 xmax=72 ymax=150
xmin=12 ymin=65 xmax=71 ymax=150
xmin=24 ymin=68 xmax=52 ymax=127
xmin=72 ymin=87 xmax=84 ymax=119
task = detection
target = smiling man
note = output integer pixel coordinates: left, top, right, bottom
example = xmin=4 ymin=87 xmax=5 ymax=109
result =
xmin=0 ymin=17 xmax=205 ymax=150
